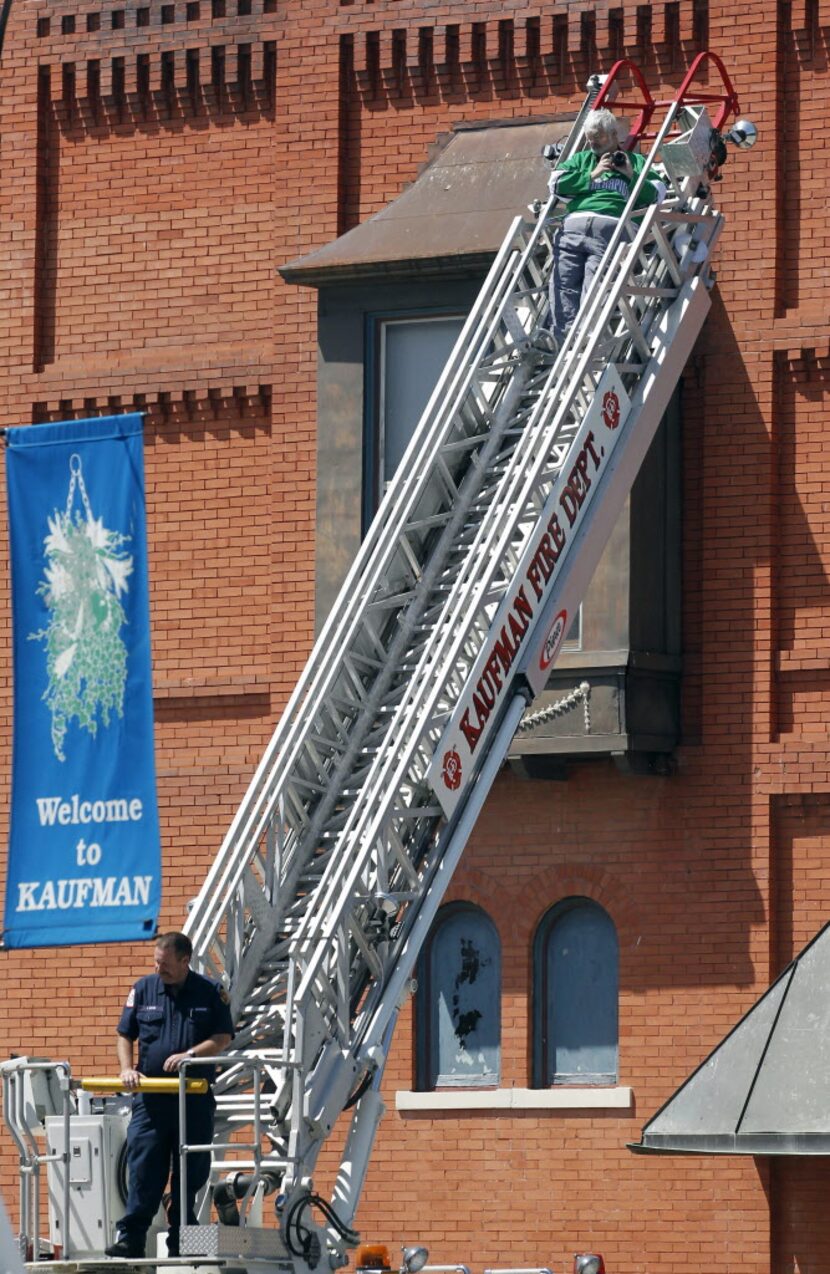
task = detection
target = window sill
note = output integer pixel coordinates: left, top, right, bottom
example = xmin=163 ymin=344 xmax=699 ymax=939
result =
xmin=395 ymin=1087 xmax=632 ymax=1112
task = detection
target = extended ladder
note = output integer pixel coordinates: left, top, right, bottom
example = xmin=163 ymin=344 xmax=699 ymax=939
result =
xmin=182 ymin=53 xmax=744 ymax=1272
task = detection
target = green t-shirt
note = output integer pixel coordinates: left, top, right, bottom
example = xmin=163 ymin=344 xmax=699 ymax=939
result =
xmin=551 ymin=149 xmax=660 ymax=218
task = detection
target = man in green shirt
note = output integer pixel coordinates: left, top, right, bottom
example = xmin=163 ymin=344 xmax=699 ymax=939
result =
xmin=548 ymin=108 xmax=664 ymax=343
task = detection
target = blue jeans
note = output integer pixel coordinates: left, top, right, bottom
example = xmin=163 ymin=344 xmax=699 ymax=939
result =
xmin=549 ymin=213 xmax=619 ymax=343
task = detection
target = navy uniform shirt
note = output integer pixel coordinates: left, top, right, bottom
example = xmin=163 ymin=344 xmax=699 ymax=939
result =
xmin=117 ymin=970 xmax=234 ymax=1084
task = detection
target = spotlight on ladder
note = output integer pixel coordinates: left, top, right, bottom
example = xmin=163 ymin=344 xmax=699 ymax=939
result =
xmin=724 ymin=118 xmax=758 ymax=149
xmin=401 ymin=1246 xmax=429 ymax=1274
xmin=574 ymin=1257 xmax=606 ymax=1274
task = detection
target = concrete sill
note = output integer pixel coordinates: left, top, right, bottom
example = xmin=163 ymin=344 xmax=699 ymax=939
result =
xmin=395 ymin=1087 xmax=633 ymax=1112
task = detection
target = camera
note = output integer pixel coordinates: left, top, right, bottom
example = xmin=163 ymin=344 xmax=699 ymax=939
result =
xmin=610 ymin=150 xmax=628 ymax=167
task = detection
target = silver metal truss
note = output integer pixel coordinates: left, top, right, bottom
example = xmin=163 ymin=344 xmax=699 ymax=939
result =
xmin=184 ymin=80 xmax=726 ymax=1268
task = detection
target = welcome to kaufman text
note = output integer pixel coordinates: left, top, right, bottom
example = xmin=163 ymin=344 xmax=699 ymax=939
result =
xmin=35 ymin=794 xmax=144 ymax=826
xmin=14 ymin=792 xmax=150 ymax=913
xmin=16 ymin=876 xmax=153 ymax=912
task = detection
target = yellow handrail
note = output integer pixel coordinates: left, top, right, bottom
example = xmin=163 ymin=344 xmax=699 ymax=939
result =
xmin=81 ymin=1076 xmax=209 ymax=1095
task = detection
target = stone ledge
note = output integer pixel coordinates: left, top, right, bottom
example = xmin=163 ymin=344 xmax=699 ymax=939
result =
xmin=395 ymin=1086 xmax=633 ymax=1112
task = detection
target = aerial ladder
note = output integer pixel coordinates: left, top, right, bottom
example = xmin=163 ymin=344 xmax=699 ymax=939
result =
xmin=4 ymin=52 xmax=755 ymax=1272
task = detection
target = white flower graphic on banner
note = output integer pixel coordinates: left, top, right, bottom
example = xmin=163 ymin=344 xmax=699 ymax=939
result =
xmin=30 ymin=454 xmax=133 ymax=761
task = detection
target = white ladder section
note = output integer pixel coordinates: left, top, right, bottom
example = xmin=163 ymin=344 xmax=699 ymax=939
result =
xmin=184 ymin=81 xmax=725 ymax=1269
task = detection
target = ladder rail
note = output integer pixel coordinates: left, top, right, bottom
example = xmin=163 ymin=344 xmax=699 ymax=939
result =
xmin=186 ymin=215 xmax=555 ymax=982
xmin=281 ymin=273 xmax=715 ymax=1227
xmin=179 ymin=62 xmax=741 ymax=1262
xmin=271 ymin=193 xmax=724 ymax=1193
xmin=184 ymin=71 xmax=615 ymax=977
xmin=206 ymin=107 xmax=713 ymax=1065
xmin=228 ymin=249 xmax=566 ymax=1022
xmin=262 ymin=226 xmax=708 ymax=1146
xmin=288 ymin=201 xmax=691 ymax=1005
xmin=189 ymin=291 xmax=545 ymax=1014
xmin=189 ymin=300 xmax=566 ymax=1003
xmin=280 ymin=97 xmax=707 ymax=987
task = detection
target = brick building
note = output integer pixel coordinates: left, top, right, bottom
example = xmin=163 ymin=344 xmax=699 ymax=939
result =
xmin=0 ymin=0 xmax=828 ymax=1271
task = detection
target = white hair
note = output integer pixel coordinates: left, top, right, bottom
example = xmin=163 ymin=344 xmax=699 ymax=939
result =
xmin=584 ymin=108 xmax=619 ymax=143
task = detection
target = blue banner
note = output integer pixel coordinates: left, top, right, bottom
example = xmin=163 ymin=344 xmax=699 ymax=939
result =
xmin=4 ymin=415 xmax=161 ymax=947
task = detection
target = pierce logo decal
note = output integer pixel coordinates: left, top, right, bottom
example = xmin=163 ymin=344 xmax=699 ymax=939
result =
xmin=539 ymin=610 xmax=568 ymax=672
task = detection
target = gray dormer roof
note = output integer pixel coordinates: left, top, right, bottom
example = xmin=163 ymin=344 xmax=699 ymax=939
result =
xmin=632 ymin=920 xmax=830 ymax=1156
xmin=280 ymin=117 xmax=573 ymax=287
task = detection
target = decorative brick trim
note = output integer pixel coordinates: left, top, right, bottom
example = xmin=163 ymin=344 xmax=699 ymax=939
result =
xmin=31 ymin=383 xmax=272 ymax=423
xmin=344 ymin=2 xmax=707 ymax=102
xmin=43 ymin=40 xmax=276 ymax=105
xmin=32 ymin=0 xmax=279 ymax=56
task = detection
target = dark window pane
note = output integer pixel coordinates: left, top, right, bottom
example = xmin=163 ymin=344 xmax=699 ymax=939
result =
xmin=427 ymin=907 xmax=500 ymax=1087
xmin=545 ymin=901 xmax=618 ymax=1083
xmin=378 ymin=316 xmax=464 ymax=498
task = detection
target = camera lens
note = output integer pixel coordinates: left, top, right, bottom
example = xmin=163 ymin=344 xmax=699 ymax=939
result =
xmin=612 ymin=150 xmax=626 ymax=165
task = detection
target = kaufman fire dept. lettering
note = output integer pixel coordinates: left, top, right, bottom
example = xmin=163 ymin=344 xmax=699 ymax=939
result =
xmin=458 ymin=430 xmax=604 ymax=756
xmin=427 ymin=365 xmax=630 ymax=820
xmin=458 ymin=586 xmax=533 ymax=752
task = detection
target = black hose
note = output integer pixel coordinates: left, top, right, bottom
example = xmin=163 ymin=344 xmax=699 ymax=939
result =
xmin=282 ymin=1192 xmax=358 ymax=1268
xmin=284 ymin=1195 xmax=314 ymax=1258
xmin=115 ymin=1137 xmax=129 ymax=1206
xmin=307 ymin=1194 xmax=360 ymax=1244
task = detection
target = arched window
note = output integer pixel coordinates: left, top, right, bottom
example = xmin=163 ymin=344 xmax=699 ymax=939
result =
xmin=533 ymin=898 xmax=618 ymax=1086
xmin=416 ymin=903 xmax=501 ymax=1090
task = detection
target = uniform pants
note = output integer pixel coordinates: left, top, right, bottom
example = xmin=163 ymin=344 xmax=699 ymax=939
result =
xmin=118 ymin=1093 xmax=214 ymax=1245
xmin=549 ymin=213 xmax=620 ymax=343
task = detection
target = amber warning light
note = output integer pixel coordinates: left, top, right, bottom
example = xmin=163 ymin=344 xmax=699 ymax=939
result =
xmin=355 ymin=1245 xmax=393 ymax=1273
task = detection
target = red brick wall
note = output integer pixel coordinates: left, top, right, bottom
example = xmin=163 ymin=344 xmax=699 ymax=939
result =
xmin=1 ymin=0 xmax=829 ymax=1270
xmin=335 ymin=765 xmax=774 ymax=1274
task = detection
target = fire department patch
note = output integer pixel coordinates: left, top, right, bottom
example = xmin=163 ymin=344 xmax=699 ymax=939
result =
xmin=601 ymin=390 xmax=621 ymax=430
xmin=125 ymin=987 xmax=135 ymax=1008
xmin=441 ymin=748 xmax=463 ymax=791
xmin=219 ymin=987 xmax=230 ymax=1004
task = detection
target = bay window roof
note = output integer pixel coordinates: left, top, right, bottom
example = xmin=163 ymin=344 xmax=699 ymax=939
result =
xmin=280 ymin=117 xmax=572 ymax=287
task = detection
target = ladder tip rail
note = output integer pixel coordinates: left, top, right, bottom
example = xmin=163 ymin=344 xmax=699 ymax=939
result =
xmin=593 ymin=49 xmax=740 ymax=141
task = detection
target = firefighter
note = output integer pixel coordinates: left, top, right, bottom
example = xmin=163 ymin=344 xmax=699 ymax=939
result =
xmin=104 ymin=931 xmax=234 ymax=1260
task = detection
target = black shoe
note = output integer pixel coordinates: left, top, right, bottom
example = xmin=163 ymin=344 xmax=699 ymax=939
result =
xmin=104 ymin=1233 xmax=146 ymax=1258
xmin=167 ymin=1234 xmax=180 ymax=1258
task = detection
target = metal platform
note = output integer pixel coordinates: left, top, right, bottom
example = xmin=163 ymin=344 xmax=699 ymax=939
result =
xmin=24 ymin=1260 xmax=224 ymax=1273
xmin=23 ymin=1256 xmax=268 ymax=1273
xmin=23 ymin=1225 xmax=293 ymax=1274
xmin=180 ymin=1224 xmax=291 ymax=1266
